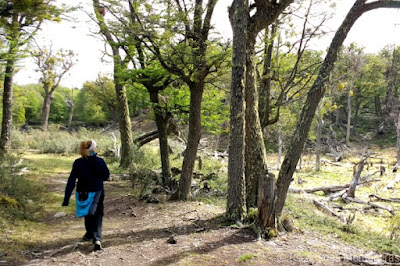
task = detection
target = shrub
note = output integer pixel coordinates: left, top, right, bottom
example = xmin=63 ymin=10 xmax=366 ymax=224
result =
xmin=11 ymin=127 xmax=118 ymax=155
xmin=129 ymin=146 xmax=162 ymax=197
xmin=0 ymin=154 xmax=42 ymax=219
xmin=237 ymin=254 xmax=257 ymax=263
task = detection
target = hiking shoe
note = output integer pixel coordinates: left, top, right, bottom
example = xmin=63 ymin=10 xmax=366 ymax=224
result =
xmin=82 ymin=235 xmax=93 ymax=242
xmin=94 ymin=241 xmax=102 ymax=251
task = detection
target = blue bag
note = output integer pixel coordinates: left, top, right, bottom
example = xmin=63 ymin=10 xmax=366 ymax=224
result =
xmin=75 ymin=192 xmax=96 ymax=218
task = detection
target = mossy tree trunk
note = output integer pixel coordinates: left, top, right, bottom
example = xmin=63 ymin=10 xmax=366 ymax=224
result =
xmin=149 ymin=89 xmax=172 ymax=187
xmin=93 ymin=0 xmax=135 ymax=169
xmin=115 ymin=80 xmax=135 ymax=169
xmin=226 ymin=0 xmax=247 ymax=222
xmin=227 ymin=0 xmax=294 ymax=223
xmin=316 ymin=102 xmax=323 ymax=172
xmin=177 ymin=81 xmax=205 ymax=200
xmin=0 ymin=57 xmax=16 ymax=152
xmin=244 ymin=37 xmax=271 ymax=211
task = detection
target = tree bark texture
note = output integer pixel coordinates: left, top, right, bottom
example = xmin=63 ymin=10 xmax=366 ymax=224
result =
xmin=335 ymin=108 xmax=342 ymax=125
xmin=245 ymin=38 xmax=271 ymax=210
xmin=0 ymin=58 xmax=15 ymax=152
xmin=353 ymin=100 xmax=360 ymax=131
xmin=347 ymin=159 xmax=365 ymax=198
xmin=177 ymin=83 xmax=204 ymax=200
xmin=396 ymin=112 xmax=400 ymax=166
xmin=277 ymin=126 xmax=282 ymax=170
xmin=259 ymin=24 xmax=276 ymax=127
xmin=346 ymin=88 xmax=352 ymax=146
xmin=385 ymin=48 xmax=397 ymax=114
xmin=149 ymin=90 xmax=172 ymax=187
xmin=316 ymin=102 xmax=323 ymax=172
xmin=115 ymin=81 xmax=135 ymax=169
xmin=41 ymin=91 xmax=54 ymax=131
xmin=67 ymin=100 xmax=74 ymax=130
xmin=274 ymin=0 xmax=400 ymax=217
xmin=229 ymin=0 xmax=294 ymax=225
xmin=258 ymin=172 xmax=276 ymax=229
xmin=375 ymin=95 xmax=382 ymax=117
xmin=226 ymin=0 xmax=247 ymax=222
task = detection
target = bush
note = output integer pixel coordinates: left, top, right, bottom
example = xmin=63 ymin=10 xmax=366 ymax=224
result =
xmin=0 ymin=154 xmax=42 ymax=219
xmin=11 ymin=126 xmax=119 ymax=155
xmin=129 ymin=146 xmax=162 ymax=197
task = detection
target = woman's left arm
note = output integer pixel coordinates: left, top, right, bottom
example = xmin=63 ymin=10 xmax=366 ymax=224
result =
xmin=62 ymin=161 xmax=78 ymax=206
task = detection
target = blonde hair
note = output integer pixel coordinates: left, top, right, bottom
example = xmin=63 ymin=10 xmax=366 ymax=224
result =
xmin=79 ymin=140 xmax=93 ymax=157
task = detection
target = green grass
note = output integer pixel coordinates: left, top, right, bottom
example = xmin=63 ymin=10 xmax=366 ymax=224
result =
xmin=237 ymin=253 xmax=258 ymax=263
xmin=22 ymin=153 xmax=75 ymax=176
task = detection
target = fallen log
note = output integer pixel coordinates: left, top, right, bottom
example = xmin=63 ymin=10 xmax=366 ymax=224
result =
xmin=360 ymin=170 xmax=381 ymax=182
xmin=134 ymin=122 xmax=180 ymax=147
xmin=368 ymin=194 xmax=400 ymax=203
xmin=289 ymin=179 xmax=381 ymax=194
xmin=343 ymin=196 xmax=395 ymax=215
xmin=313 ymin=199 xmax=341 ymax=219
xmin=327 ymin=189 xmax=347 ymax=201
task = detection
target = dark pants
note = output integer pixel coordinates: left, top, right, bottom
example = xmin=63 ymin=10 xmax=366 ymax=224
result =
xmin=84 ymin=190 xmax=104 ymax=243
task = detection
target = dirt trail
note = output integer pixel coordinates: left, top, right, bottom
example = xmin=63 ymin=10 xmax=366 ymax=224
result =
xmin=15 ymin=178 xmax=377 ymax=266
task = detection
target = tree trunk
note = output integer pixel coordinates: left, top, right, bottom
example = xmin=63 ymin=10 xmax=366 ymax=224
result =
xmin=258 ymin=172 xmax=276 ymax=230
xmin=0 ymin=58 xmax=15 ymax=152
xmin=226 ymin=0 xmax=247 ymax=222
xmin=347 ymin=158 xmax=366 ymax=198
xmin=316 ymin=102 xmax=323 ymax=172
xmin=245 ymin=37 xmax=271 ymax=210
xmin=396 ymin=112 xmax=400 ymax=166
xmin=68 ymin=89 xmax=75 ymax=131
xmin=149 ymin=90 xmax=172 ymax=187
xmin=67 ymin=101 xmax=74 ymax=130
xmin=385 ymin=48 xmax=396 ymax=114
xmin=375 ymin=95 xmax=382 ymax=117
xmin=41 ymin=91 xmax=54 ymax=131
xmin=175 ymin=82 xmax=204 ymax=200
xmin=277 ymin=127 xmax=282 ymax=170
xmin=259 ymin=24 xmax=276 ymax=127
xmin=353 ymin=100 xmax=360 ymax=131
xmin=335 ymin=107 xmax=342 ymax=125
xmin=92 ymin=0 xmax=134 ymax=169
xmin=346 ymin=88 xmax=352 ymax=146
xmin=115 ymin=82 xmax=135 ymax=169
xmin=274 ymin=0 xmax=393 ymax=217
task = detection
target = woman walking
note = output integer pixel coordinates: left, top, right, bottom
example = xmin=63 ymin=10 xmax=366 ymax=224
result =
xmin=62 ymin=140 xmax=110 ymax=251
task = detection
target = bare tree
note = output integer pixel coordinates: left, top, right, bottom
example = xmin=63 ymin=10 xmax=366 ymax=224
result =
xmin=33 ymin=45 xmax=75 ymax=130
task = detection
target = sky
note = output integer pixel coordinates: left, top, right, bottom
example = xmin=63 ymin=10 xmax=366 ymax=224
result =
xmin=13 ymin=0 xmax=400 ymax=88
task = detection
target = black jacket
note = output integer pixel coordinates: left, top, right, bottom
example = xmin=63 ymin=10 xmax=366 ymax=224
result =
xmin=62 ymin=155 xmax=110 ymax=206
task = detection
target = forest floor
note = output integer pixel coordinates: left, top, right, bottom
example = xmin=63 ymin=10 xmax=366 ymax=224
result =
xmin=1 ymin=152 xmax=398 ymax=266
